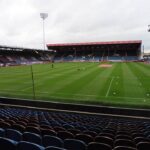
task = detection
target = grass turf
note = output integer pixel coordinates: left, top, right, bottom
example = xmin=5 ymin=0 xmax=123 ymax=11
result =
xmin=0 ymin=62 xmax=150 ymax=109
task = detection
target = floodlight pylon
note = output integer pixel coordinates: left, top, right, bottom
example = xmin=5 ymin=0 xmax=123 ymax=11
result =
xmin=40 ymin=13 xmax=48 ymax=50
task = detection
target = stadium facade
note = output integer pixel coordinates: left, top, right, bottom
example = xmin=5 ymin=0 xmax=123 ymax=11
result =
xmin=47 ymin=40 xmax=142 ymax=62
xmin=0 ymin=45 xmax=52 ymax=66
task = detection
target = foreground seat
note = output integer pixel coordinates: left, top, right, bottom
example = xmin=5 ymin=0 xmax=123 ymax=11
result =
xmin=114 ymin=139 xmax=135 ymax=148
xmin=45 ymin=146 xmax=67 ymax=150
xmin=17 ymin=141 xmax=44 ymax=150
xmin=87 ymin=142 xmax=111 ymax=150
xmin=136 ymin=141 xmax=150 ymax=150
xmin=64 ymin=139 xmax=87 ymax=150
xmin=95 ymin=136 xmax=113 ymax=148
xmin=76 ymin=133 xmax=94 ymax=144
xmin=23 ymin=132 xmax=42 ymax=145
xmin=43 ymin=135 xmax=64 ymax=148
xmin=6 ymin=129 xmax=22 ymax=141
xmin=113 ymin=146 xmax=137 ymax=150
xmin=0 ymin=128 xmax=5 ymax=137
xmin=57 ymin=131 xmax=74 ymax=140
xmin=0 ymin=137 xmax=17 ymax=150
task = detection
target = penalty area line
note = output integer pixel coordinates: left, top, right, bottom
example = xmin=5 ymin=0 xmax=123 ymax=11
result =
xmin=105 ymin=77 xmax=115 ymax=97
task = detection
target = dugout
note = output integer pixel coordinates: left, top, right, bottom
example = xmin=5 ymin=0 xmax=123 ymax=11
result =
xmin=47 ymin=40 xmax=142 ymax=62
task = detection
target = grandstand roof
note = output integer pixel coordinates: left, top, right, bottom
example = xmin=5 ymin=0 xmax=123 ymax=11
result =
xmin=0 ymin=45 xmax=51 ymax=52
xmin=47 ymin=40 xmax=142 ymax=47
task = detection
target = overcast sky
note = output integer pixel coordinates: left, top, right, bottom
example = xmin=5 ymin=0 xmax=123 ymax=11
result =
xmin=0 ymin=0 xmax=150 ymax=52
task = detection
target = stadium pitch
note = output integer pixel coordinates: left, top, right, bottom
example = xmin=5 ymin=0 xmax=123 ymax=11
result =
xmin=0 ymin=62 xmax=150 ymax=109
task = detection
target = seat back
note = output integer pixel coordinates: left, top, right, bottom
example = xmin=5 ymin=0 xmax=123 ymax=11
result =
xmin=43 ymin=135 xmax=64 ymax=148
xmin=0 ymin=128 xmax=5 ymax=137
xmin=95 ymin=136 xmax=113 ymax=147
xmin=114 ymin=139 xmax=135 ymax=148
xmin=76 ymin=133 xmax=93 ymax=144
xmin=23 ymin=132 xmax=42 ymax=145
xmin=64 ymin=139 xmax=86 ymax=150
xmin=136 ymin=142 xmax=150 ymax=150
xmin=57 ymin=131 xmax=74 ymax=140
xmin=113 ymin=146 xmax=137 ymax=150
xmin=87 ymin=142 xmax=111 ymax=150
xmin=6 ymin=129 xmax=22 ymax=141
xmin=0 ymin=137 xmax=17 ymax=150
xmin=17 ymin=141 xmax=44 ymax=150
xmin=45 ymin=146 xmax=67 ymax=150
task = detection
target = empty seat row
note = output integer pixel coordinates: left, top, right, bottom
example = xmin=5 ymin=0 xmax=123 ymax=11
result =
xmin=0 ymin=107 xmax=150 ymax=150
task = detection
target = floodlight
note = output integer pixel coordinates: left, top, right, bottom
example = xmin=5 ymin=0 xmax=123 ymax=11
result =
xmin=40 ymin=13 xmax=48 ymax=50
xmin=40 ymin=13 xmax=48 ymax=20
xmin=148 ymin=25 xmax=150 ymax=32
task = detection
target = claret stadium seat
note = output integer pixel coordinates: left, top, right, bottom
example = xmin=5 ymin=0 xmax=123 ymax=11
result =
xmin=75 ymin=133 xmax=94 ymax=144
xmin=57 ymin=131 xmax=74 ymax=140
xmin=136 ymin=141 xmax=150 ymax=150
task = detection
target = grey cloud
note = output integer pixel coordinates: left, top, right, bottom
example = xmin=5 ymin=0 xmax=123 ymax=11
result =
xmin=0 ymin=0 xmax=150 ymax=51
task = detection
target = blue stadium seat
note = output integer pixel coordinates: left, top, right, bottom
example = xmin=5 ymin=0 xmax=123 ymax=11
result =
xmin=43 ymin=135 xmax=64 ymax=148
xmin=23 ymin=132 xmax=42 ymax=145
xmin=45 ymin=146 xmax=67 ymax=150
xmin=64 ymin=139 xmax=87 ymax=150
xmin=87 ymin=142 xmax=111 ymax=150
xmin=0 ymin=128 xmax=5 ymax=137
xmin=17 ymin=141 xmax=44 ymax=150
xmin=6 ymin=128 xmax=22 ymax=141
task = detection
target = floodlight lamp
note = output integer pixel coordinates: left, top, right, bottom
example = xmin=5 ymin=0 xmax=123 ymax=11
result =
xmin=148 ymin=25 xmax=150 ymax=32
xmin=40 ymin=13 xmax=48 ymax=20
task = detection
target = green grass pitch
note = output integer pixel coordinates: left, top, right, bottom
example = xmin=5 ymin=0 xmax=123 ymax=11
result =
xmin=0 ymin=62 xmax=150 ymax=109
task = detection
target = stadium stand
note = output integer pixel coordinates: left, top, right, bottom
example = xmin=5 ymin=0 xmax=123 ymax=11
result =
xmin=0 ymin=45 xmax=52 ymax=66
xmin=47 ymin=40 xmax=142 ymax=62
xmin=0 ymin=106 xmax=149 ymax=149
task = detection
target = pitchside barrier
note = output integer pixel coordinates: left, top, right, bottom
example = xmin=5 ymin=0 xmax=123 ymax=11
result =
xmin=0 ymin=97 xmax=150 ymax=119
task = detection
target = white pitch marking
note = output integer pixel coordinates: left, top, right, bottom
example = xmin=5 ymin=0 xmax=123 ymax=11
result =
xmin=0 ymin=90 xmax=146 ymax=101
xmin=21 ymin=86 xmax=33 ymax=91
xmin=105 ymin=77 xmax=115 ymax=97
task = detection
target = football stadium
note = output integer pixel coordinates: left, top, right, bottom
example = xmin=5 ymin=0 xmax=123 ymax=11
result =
xmin=0 ymin=1 xmax=150 ymax=150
